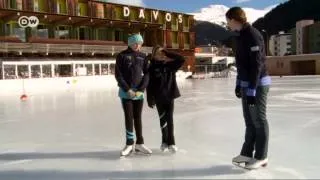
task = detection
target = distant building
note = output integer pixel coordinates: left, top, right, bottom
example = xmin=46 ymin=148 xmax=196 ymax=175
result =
xmin=266 ymin=20 xmax=320 ymax=76
xmin=304 ymin=22 xmax=320 ymax=54
xmin=195 ymin=45 xmax=234 ymax=65
xmin=283 ymin=20 xmax=320 ymax=55
xmin=296 ymin=20 xmax=314 ymax=54
xmin=269 ymin=31 xmax=292 ymax=56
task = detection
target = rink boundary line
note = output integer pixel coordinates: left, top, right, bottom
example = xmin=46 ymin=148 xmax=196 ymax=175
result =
xmin=0 ymin=160 xmax=33 ymax=166
xmin=0 ymin=119 xmax=20 ymax=124
xmin=104 ymin=178 xmax=212 ymax=180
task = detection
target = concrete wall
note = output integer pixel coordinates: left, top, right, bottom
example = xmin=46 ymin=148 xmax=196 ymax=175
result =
xmin=267 ymin=53 xmax=320 ymax=76
xmin=266 ymin=56 xmax=292 ymax=76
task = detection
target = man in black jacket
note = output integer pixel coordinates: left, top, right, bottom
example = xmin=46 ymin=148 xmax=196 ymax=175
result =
xmin=226 ymin=7 xmax=271 ymax=169
xmin=115 ymin=33 xmax=152 ymax=157
xmin=147 ymin=46 xmax=185 ymax=153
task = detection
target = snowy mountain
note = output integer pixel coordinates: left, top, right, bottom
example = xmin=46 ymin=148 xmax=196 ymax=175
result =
xmin=192 ymin=4 xmax=277 ymax=27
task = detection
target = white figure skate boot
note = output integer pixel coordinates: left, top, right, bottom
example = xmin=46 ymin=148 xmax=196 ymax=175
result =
xmin=160 ymin=143 xmax=169 ymax=152
xmin=232 ymin=155 xmax=252 ymax=165
xmin=120 ymin=145 xmax=133 ymax=157
xmin=245 ymin=158 xmax=268 ymax=170
xmin=168 ymin=145 xmax=178 ymax=153
xmin=135 ymin=144 xmax=152 ymax=155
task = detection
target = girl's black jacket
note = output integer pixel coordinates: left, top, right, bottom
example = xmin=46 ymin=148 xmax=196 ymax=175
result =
xmin=146 ymin=50 xmax=185 ymax=106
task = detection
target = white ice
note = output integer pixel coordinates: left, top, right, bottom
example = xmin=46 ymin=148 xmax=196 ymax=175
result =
xmin=0 ymin=76 xmax=320 ymax=179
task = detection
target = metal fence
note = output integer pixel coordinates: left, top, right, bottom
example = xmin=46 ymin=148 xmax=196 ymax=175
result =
xmin=194 ymin=64 xmax=231 ymax=78
xmin=0 ymin=42 xmax=153 ymax=54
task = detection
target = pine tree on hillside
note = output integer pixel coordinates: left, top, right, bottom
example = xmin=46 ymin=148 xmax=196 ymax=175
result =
xmin=253 ymin=0 xmax=320 ymax=35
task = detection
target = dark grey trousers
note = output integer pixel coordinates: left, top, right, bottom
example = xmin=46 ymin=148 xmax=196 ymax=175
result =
xmin=156 ymin=100 xmax=175 ymax=146
xmin=240 ymin=86 xmax=270 ymax=160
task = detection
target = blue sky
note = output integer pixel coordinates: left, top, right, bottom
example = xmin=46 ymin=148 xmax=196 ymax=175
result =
xmin=143 ymin=0 xmax=288 ymax=13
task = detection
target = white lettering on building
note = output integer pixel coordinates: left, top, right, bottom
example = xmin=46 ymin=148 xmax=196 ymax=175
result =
xmin=152 ymin=10 xmax=159 ymax=21
xmin=139 ymin=9 xmax=145 ymax=19
xmin=123 ymin=7 xmax=130 ymax=17
xmin=178 ymin=14 xmax=183 ymax=24
xmin=165 ymin=13 xmax=172 ymax=22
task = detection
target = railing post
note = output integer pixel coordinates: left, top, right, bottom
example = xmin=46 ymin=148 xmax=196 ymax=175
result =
xmin=51 ymin=64 xmax=55 ymax=78
xmin=40 ymin=64 xmax=43 ymax=78
xmin=2 ymin=64 xmax=5 ymax=80
xmin=28 ymin=64 xmax=31 ymax=79
xmin=15 ymin=65 xmax=18 ymax=78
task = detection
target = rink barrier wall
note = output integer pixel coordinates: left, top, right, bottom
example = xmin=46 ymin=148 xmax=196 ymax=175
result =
xmin=0 ymin=76 xmax=118 ymax=95
xmin=0 ymin=71 xmax=192 ymax=96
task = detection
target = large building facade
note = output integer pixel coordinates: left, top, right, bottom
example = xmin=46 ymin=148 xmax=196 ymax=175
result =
xmin=304 ymin=22 xmax=320 ymax=54
xmin=267 ymin=20 xmax=320 ymax=76
xmin=0 ymin=0 xmax=195 ymax=79
xmin=295 ymin=20 xmax=314 ymax=55
xmin=289 ymin=20 xmax=320 ymax=55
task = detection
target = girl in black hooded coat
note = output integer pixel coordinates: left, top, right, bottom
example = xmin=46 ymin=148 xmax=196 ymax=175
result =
xmin=147 ymin=46 xmax=185 ymax=153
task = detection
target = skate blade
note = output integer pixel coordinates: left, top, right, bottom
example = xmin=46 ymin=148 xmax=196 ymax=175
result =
xmin=160 ymin=149 xmax=169 ymax=153
xmin=168 ymin=149 xmax=178 ymax=154
xmin=233 ymin=162 xmax=268 ymax=170
xmin=232 ymin=162 xmax=251 ymax=170
xmin=120 ymin=150 xmax=133 ymax=159
xmin=135 ymin=149 xmax=152 ymax=156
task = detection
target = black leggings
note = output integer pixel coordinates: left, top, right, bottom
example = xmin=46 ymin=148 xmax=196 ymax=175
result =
xmin=121 ymin=99 xmax=144 ymax=145
xmin=156 ymin=100 xmax=175 ymax=145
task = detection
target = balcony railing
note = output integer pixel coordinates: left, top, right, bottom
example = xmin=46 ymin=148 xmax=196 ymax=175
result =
xmin=183 ymin=27 xmax=189 ymax=32
xmin=172 ymin=43 xmax=179 ymax=49
xmin=171 ymin=25 xmax=178 ymax=31
xmin=0 ymin=42 xmax=153 ymax=54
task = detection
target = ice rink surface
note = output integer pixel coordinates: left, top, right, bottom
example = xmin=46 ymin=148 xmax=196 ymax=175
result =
xmin=0 ymin=76 xmax=320 ymax=179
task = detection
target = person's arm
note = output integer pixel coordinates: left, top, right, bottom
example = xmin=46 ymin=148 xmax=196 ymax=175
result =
xmin=146 ymin=66 xmax=156 ymax=108
xmin=163 ymin=50 xmax=185 ymax=72
xmin=115 ymin=53 xmax=130 ymax=92
xmin=235 ymin=54 xmax=241 ymax=87
xmin=136 ymin=56 xmax=150 ymax=91
xmin=247 ymin=30 xmax=265 ymax=97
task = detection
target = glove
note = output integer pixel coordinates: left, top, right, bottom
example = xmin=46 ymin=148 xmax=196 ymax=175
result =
xmin=127 ymin=89 xmax=136 ymax=98
xmin=135 ymin=91 xmax=144 ymax=98
xmin=246 ymin=88 xmax=256 ymax=106
xmin=247 ymin=96 xmax=256 ymax=106
xmin=235 ymin=86 xmax=241 ymax=98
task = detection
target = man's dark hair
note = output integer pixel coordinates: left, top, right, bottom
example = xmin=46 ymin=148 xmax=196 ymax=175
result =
xmin=226 ymin=7 xmax=247 ymax=24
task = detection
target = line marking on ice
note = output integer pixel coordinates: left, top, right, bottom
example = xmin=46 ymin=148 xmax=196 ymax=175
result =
xmin=302 ymin=119 xmax=320 ymax=128
xmin=275 ymin=166 xmax=306 ymax=179
xmin=0 ymin=119 xmax=20 ymax=124
xmin=0 ymin=160 xmax=33 ymax=166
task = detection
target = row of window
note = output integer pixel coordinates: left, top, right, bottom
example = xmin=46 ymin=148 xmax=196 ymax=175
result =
xmin=3 ymin=22 xmax=192 ymax=47
xmin=3 ymin=63 xmax=116 ymax=79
